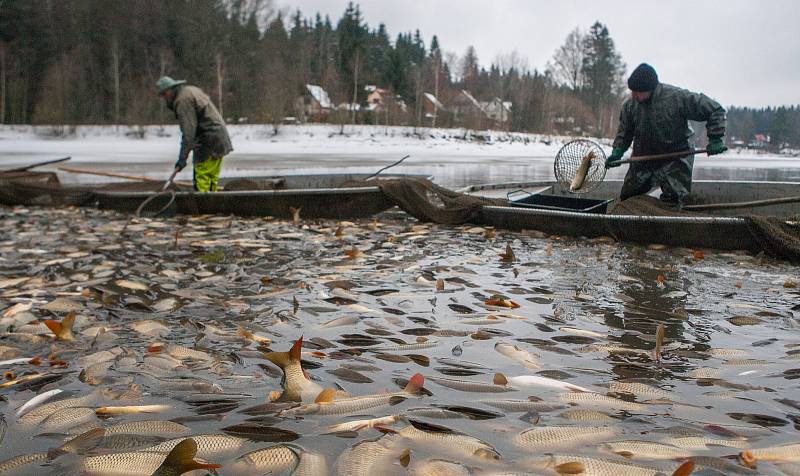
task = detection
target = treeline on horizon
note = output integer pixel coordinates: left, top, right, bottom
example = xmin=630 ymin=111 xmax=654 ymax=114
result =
xmin=0 ymin=0 xmax=797 ymax=148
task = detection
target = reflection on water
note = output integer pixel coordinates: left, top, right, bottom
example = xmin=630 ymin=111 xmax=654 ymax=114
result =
xmin=33 ymin=152 xmax=800 ymax=188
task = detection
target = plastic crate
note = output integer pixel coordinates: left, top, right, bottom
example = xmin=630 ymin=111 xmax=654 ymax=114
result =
xmin=510 ymin=192 xmax=613 ymax=214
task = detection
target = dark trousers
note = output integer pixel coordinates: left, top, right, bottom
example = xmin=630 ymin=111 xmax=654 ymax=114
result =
xmin=619 ymin=155 xmax=694 ymax=206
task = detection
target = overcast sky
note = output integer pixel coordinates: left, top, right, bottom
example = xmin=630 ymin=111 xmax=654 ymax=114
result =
xmin=282 ymin=0 xmax=798 ymax=108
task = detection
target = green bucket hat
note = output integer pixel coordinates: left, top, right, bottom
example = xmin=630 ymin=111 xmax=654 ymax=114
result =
xmin=156 ymin=76 xmax=187 ymax=94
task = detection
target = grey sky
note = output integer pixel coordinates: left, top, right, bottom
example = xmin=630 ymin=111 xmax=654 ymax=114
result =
xmin=282 ymin=0 xmax=798 ymax=108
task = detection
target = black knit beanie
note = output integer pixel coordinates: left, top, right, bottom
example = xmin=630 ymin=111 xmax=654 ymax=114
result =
xmin=627 ymin=63 xmax=659 ymax=92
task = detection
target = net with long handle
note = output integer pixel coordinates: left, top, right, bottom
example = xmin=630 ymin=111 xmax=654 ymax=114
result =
xmin=553 ymin=139 xmax=607 ymax=194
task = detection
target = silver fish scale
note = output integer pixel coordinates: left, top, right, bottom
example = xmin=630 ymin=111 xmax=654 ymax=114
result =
xmin=747 ymin=442 xmax=800 ymax=460
xmin=100 ymin=434 xmax=168 ymax=451
xmin=372 ymin=341 xmax=439 ymax=352
xmin=235 ymin=444 xmax=299 ymax=473
xmin=662 ymin=436 xmax=749 ymax=449
xmin=410 ymin=458 xmax=471 ymax=476
xmin=603 ymin=439 xmax=689 ymax=459
xmin=293 ymin=452 xmax=328 ymax=476
xmin=335 ymin=436 xmax=399 ymax=476
xmin=283 ymin=361 xmax=322 ymax=400
xmin=146 ymin=434 xmax=249 ymax=458
xmin=427 ymin=376 xmax=513 ymax=393
xmin=558 ymin=392 xmax=647 ymax=412
xmin=608 ymin=382 xmax=668 ymax=398
xmin=547 ymin=454 xmax=669 ymax=476
xmin=514 ymin=425 xmax=617 ymax=448
xmin=559 ymin=409 xmax=617 ymax=422
xmin=17 ymin=394 xmax=94 ymax=425
xmin=481 ymin=399 xmax=566 ymax=413
xmin=39 ymin=406 xmax=96 ymax=432
xmin=398 ymin=425 xmax=497 ymax=458
xmin=0 ymin=452 xmax=47 ymax=473
xmin=104 ymin=420 xmax=190 ymax=436
xmin=285 ymin=393 xmax=406 ymax=416
xmin=79 ymin=451 xmax=167 ymax=476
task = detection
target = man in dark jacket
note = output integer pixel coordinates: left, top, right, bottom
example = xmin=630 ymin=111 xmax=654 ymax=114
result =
xmin=156 ymin=76 xmax=233 ymax=192
xmin=606 ymin=63 xmax=727 ymax=208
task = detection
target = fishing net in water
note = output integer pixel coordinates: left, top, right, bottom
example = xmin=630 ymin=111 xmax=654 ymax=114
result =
xmin=608 ymin=195 xmax=800 ymax=262
xmin=0 ymin=171 xmax=95 ymax=207
xmin=745 ymin=215 xmax=800 ymax=263
xmin=378 ymin=177 xmax=507 ymax=225
xmin=0 ymin=171 xmax=190 ymax=209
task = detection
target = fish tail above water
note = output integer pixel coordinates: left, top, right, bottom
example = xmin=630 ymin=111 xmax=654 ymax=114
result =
xmin=152 ymin=438 xmax=222 ymax=476
xmin=44 ymin=311 xmax=76 ymax=341
xmin=263 ymin=335 xmax=304 ymax=368
xmin=403 ymin=373 xmax=424 ymax=393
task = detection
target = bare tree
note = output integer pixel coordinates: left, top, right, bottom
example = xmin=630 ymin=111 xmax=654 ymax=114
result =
xmin=494 ymin=50 xmax=529 ymax=74
xmin=547 ymin=27 xmax=585 ymax=91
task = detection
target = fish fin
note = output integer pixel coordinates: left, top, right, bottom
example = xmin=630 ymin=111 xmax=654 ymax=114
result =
xmin=62 ymin=312 xmax=76 ymax=332
xmin=262 ymin=350 xmax=290 ymax=368
xmin=403 ymin=373 xmax=424 ymax=393
xmin=43 ymin=319 xmax=62 ymax=336
xmin=290 ymin=335 xmax=303 ymax=361
xmin=615 ymin=451 xmax=634 ymax=459
xmin=50 ymin=428 xmax=105 ymax=458
xmin=314 ymin=388 xmax=336 ymax=403
xmin=158 ymin=438 xmax=222 ymax=474
xmin=654 ymin=323 xmax=665 ymax=361
xmin=555 ymin=461 xmax=585 ymax=474
xmin=147 ymin=344 xmax=164 ymax=353
xmin=671 ymin=459 xmax=695 ymax=476
xmin=374 ymin=425 xmax=398 ymax=434
xmin=492 ymin=372 xmax=508 ymax=386
xmin=388 ymin=396 xmax=407 ymax=406
xmin=398 ymin=448 xmax=411 ymax=467
xmin=45 ymin=312 xmax=75 ymax=341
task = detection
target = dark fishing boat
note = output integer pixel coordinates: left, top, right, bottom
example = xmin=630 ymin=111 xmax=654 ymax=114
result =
xmin=460 ymin=180 xmax=800 ymax=253
xmin=0 ymin=171 xmax=428 ymax=219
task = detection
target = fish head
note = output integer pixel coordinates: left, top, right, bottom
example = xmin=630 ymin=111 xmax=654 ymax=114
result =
xmin=738 ymin=450 xmax=757 ymax=468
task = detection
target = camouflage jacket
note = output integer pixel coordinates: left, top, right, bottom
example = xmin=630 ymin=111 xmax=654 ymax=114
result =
xmin=168 ymin=85 xmax=233 ymax=163
xmin=612 ymin=83 xmax=726 ymax=157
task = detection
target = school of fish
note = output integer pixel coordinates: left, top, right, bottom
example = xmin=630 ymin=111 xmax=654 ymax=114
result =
xmin=0 ymin=205 xmax=799 ymax=475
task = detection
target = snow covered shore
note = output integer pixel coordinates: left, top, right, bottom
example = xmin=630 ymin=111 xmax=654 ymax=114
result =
xmin=1 ymin=124 xmax=797 ymax=186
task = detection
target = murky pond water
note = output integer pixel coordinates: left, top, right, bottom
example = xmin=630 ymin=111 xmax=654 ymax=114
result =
xmin=1 ymin=206 xmax=799 ymax=475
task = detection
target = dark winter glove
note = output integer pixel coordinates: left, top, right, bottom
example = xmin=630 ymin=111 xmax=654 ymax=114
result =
xmin=174 ymin=157 xmax=187 ymax=171
xmin=605 ymin=148 xmax=625 ymax=168
xmin=706 ymin=138 xmax=727 ymax=156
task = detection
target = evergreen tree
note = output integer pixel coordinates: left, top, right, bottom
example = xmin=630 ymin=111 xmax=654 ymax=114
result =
xmin=580 ymin=21 xmax=625 ymax=134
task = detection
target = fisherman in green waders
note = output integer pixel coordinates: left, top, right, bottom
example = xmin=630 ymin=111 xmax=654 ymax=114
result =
xmin=605 ymin=63 xmax=727 ymax=209
xmin=156 ymin=76 xmax=233 ymax=192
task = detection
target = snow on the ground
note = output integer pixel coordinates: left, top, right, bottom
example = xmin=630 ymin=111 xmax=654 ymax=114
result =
xmin=1 ymin=124 xmax=798 ymax=187
xmin=0 ymin=123 xmax=574 ymax=163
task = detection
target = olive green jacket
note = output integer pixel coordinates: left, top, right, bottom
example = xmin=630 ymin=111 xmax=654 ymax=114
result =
xmin=168 ymin=85 xmax=233 ymax=164
xmin=612 ymin=83 xmax=726 ymax=157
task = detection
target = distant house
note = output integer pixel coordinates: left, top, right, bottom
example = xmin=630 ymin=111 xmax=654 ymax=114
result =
xmin=451 ymin=90 xmax=486 ymax=128
xmin=748 ymin=133 xmax=769 ymax=149
xmin=365 ymin=86 xmax=389 ymax=109
xmin=301 ymin=84 xmax=333 ymax=122
xmin=481 ymin=98 xmax=512 ymax=126
xmin=422 ymin=93 xmax=445 ymax=124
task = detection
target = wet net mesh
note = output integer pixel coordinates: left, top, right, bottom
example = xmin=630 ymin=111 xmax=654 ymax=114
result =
xmin=378 ymin=177 xmax=507 ymax=225
xmin=608 ymin=196 xmax=800 ymax=263
xmin=0 ymin=171 xmax=191 ymax=208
